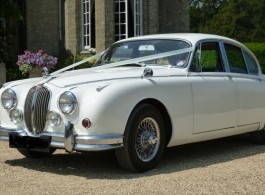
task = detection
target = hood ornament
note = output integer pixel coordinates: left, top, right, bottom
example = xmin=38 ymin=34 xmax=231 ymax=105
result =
xmin=42 ymin=67 xmax=50 ymax=78
xmin=142 ymin=67 xmax=153 ymax=78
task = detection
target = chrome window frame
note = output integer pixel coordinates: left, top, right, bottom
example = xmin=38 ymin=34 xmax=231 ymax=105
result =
xmin=190 ymin=40 xmax=228 ymax=73
xmin=242 ymin=50 xmax=259 ymax=75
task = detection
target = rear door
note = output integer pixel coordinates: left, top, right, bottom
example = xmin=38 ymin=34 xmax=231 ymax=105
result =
xmin=223 ymin=43 xmax=263 ymax=127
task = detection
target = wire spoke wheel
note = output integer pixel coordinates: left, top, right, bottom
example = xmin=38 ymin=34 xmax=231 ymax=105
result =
xmin=115 ymin=104 xmax=166 ymax=172
xmin=135 ymin=117 xmax=160 ymax=162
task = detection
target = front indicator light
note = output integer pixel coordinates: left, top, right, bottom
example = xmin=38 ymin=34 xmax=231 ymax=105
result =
xmin=46 ymin=111 xmax=61 ymax=127
xmin=10 ymin=109 xmax=23 ymax=124
xmin=82 ymin=118 xmax=91 ymax=129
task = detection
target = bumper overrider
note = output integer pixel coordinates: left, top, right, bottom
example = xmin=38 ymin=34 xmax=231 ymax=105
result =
xmin=0 ymin=122 xmax=123 ymax=153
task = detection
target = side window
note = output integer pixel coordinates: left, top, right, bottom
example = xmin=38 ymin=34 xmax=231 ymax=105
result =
xmin=243 ymin=51 xmax=259 ymax=75
xmin=224 ymin=43 xmax=248 ymax=74
xmin=190 ymin=42 xmax=224 ymax=72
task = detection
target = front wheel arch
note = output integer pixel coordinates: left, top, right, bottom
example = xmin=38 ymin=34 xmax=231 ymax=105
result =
xmin=116 ymin=103 xmax=166 ymax=172
xmin=132 ymin=98 xmax=172 ymax=146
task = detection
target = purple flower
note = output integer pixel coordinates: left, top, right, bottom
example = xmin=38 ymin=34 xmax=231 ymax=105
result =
xmin=17 ymin=49 xmax=57 ymax=69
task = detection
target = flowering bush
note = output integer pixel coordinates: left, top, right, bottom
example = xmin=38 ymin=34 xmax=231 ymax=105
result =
xmin=17 ymin=50 xmax=58 ymax=75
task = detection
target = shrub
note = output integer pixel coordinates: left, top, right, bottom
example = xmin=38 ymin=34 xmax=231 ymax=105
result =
xmin=51 ymin=54 xmax=98 ymax=73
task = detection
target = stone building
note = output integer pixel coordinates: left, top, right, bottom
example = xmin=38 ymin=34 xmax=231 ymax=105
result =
xmin=23 ymin=0 xmax=189 ymax=56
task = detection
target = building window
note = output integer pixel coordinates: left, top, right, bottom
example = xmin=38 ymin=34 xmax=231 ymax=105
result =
xmin=115 ymin=0 xmax=143 ymax=42
xmin=115 ymin=0 xmax=128 ymax=41
xmin=82 ymin=0 xmax=95 ymax=50
xmin=134 ymin=0 xmax=142 ymax=36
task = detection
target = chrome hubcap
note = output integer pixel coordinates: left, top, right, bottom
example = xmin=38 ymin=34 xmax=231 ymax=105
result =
xmin=135 ymin=117 xmax=160 ymax=162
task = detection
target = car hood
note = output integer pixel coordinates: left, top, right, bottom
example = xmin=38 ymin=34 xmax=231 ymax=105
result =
xmin=37 ymin=67 xmax=174 ymax=88
xmin=2 ymin=67 xmax=186 ymax=90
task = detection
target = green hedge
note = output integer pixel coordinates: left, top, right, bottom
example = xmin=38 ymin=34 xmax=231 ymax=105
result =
xmin=244 ymin=43 xmax=265 ymax=73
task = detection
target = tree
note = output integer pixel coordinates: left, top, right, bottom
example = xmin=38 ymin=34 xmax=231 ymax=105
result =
xmin=203 ymin=0 xmax=265 ymax=42
xmin=189 ymin=0 xmax=228 ymax=33
xmin=190 ymin=0 xmax=265 ymax=42
xmin=0 ymin=0 xmax=23 ymax=63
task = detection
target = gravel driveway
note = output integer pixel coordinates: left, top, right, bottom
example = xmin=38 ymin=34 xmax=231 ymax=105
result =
xmin=1 ymin=134 xmax=265 ymax=195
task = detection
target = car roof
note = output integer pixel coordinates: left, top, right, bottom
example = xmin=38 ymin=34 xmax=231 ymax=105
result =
xmin=115 ymin=33 xmax=259 ymax=68
xmin=116 ymin=33 xmax=246 ymax=49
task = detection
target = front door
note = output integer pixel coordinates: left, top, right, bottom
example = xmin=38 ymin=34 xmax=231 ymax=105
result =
xmin=189 ymin=41 xmax=237 ymax=134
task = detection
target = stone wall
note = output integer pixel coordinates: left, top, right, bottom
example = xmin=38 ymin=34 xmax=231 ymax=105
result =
xmin=143 ymin=0 xmax=190 ymax=35
xmin=64 ymin=0 xmax=82 ymax=55
xmin=26 ymin=0 xmax=60 ymax=55
xmin=143 ymin=0 xmax=160 ymax=35
xmin=95 ymin=0 xmax=115 ymax=53
xmin=159 ymin=0 xmax=190 ymax=33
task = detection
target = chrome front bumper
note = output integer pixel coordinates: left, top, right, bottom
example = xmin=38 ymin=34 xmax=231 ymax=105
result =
xmin=0 ymin=123 xmax=123 ymax=152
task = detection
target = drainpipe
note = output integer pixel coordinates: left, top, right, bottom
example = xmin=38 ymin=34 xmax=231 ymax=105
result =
xmin=59 ymin=0 xmax=63 ymax=54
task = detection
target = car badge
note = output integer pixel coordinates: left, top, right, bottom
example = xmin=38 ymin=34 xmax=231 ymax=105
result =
xmin=36 ymin=84 xmax=42 ymax=90
xmin=42 ymin=67 xmax=50 ymax=78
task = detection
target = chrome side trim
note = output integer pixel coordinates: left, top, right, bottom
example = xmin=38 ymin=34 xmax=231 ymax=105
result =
xmin=0 ymin=126 xmax=123 ymax=151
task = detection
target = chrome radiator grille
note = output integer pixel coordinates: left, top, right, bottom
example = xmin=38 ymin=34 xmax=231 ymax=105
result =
xmin=24 ymin=86 xmax=50 ymax=135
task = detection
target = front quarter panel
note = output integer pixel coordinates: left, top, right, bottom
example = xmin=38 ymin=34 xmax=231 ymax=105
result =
xmin=69 ymin=76 xmax=193 ymax=146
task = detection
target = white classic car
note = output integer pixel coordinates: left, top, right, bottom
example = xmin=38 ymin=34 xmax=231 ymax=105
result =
xmin=0 ymin=33 xmax=265 ymax=172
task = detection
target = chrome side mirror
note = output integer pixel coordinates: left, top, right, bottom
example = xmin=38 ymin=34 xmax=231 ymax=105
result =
xmin=142 ymin=67 xmax=153 ymax=78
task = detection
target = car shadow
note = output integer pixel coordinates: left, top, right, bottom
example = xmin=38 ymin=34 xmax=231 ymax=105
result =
xmin=5 ymin=134 xmax=265 ymax=179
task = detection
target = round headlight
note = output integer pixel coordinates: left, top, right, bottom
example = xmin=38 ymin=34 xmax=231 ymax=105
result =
xmin=58 ymin=92 xmax=77 ymax=114
xmin=46 ymin=111 xmax=61 ymax=127
xmin=1 ymin=89 xmax=17 ymax=109
xmin=10 ymin=109 xmax=23 ymax=124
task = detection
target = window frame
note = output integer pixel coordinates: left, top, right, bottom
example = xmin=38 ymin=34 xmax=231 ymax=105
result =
xmin=134 ymin=0 xmax=143 ymax=37
xmin=115 ymin=0 xmax=143 ymax=41
xmin=190 ymin=40 xmax=226 ymax=73
xmin=223 ymin=43 xmax=249 ymax=74
xmin=242 ymin=50 xmax=259 ymax=75
xmin=115 ymin=0 xmax=128 ymax=41
xmin=82 ymin=0 xmax=93 ymax=50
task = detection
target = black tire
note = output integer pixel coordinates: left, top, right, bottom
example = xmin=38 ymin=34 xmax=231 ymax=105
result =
xmin=17 ymin=148 xmax=56 ymax=158
xmin=115 ymin=104 xmax=166 ymax=172
xmin=251 ymin=129 xmax=265 ymax=144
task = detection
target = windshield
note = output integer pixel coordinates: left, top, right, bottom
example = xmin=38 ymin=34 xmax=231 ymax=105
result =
xmin=93 ymin=39 xmax=191 ymax=68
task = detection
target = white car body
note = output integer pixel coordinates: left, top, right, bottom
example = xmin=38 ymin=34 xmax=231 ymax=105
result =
xmin=0 ymin=33 xmax=264 ymax=172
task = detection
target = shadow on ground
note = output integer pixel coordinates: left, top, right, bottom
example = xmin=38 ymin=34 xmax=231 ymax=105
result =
xmin=5 ymin=134 xmax=265 ymax=179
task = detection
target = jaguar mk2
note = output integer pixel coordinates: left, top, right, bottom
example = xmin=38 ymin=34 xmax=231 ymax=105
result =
xmin=1 ymin=33 xmax=265 ymax=172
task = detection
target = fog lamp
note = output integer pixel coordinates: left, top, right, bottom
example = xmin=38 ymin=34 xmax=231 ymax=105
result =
xmin=10 ymin=108 xmax=23 ymax=124
xmin=46 ymin=111 xmax=61 ymax=127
